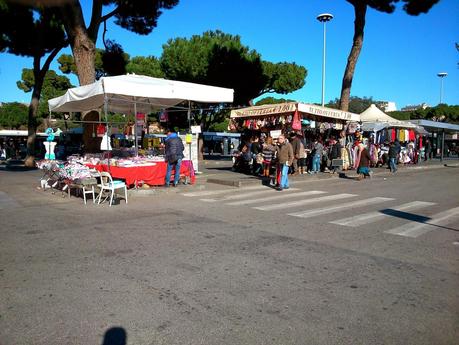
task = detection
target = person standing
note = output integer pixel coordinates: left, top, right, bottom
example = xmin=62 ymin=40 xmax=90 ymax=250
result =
xmin=424 ymin=139 xmax=432 ymax=161
xmin=262 ymin=137 xmax=275 ymax=177
xmin=309 ymin=137 xmax=324 ymax=174
xmin=275 ymin=135 xmax=294 ymax=191
xmin=328 ymin=136 xmax=342 ymax=174
xmin=357 ymin=144 xmax=372 ymax=180
xmin=164 ymin=129 xmax=185 ymax=187
xmin=297 ymin=136 xmax=307 ymax=174
xmin=251 ymin=136 xmax=262 ymax=176
xmin=388 ymin=141 xmax=398 ymax=173
xmin=289 ymin=132 xmax=301 ymax=175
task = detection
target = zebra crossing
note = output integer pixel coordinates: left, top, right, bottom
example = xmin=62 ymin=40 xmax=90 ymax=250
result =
xmin=183 ymin=186 xmax=459 ymax=239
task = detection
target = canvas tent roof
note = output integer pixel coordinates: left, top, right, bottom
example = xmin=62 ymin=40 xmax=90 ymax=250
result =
xmin=360 ymin=104 xmax=416 ymax=129
xmin=48 ymin=74 xmax=234 ymax=113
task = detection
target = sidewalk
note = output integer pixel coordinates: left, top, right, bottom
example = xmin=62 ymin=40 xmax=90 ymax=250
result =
xmin=1 ymin=157 xmax=457 ymax=196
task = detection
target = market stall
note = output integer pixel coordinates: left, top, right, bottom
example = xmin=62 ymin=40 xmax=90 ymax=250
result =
xmin=360 ymin=104 xmax=426 ymax=165
xmin=47 ymin=74 xmax=233 ymax=188
xmin=229 ymin=102 xmax=359 ymax=138
xmin=406 ymin=119 xmax=459 ymax=161
xmin=229 ymin=102 xmax=361 ymax=172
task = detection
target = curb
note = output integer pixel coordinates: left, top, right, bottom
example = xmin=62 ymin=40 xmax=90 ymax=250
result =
xmin=198 ymin=162 xmax=459 ymax=187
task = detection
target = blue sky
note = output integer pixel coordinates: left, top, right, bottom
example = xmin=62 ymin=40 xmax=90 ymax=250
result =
xmin=0 ymin=0 xmax=458 ymax=110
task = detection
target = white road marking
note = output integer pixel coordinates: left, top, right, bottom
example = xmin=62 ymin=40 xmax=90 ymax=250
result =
xmin=330 ymin=201 xmax=436 ymax=227
xmin=385 ymin=206 xmax=459 ymax=238
xmin=227 ymin=190 xmax=326 ymax=206
xmin=254 ymin=193 xmax=357 ymax=211
xmin=288 ymin=197 xmax=394 ymax=218
xmin=219 ymin=187 xmax=300 ymax=201
xmin=183 ymin=185 xmax=267 ymax=197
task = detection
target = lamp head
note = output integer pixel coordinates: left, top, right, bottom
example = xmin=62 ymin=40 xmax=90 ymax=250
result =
xmin=317 ymin=13 xmax=334 ymax=22
xmin=437 ymin=72 xmax=447 ymax=78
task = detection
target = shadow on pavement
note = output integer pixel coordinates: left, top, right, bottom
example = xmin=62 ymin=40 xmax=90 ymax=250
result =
xmin=101 ymin=327 xmax=127 ymax=345
xmin=380 ymin=209 xmax=458 ymax=232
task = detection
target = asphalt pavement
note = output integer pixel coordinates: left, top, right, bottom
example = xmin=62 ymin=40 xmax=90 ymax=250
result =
xmin=0 ymin=160 xmax=458 ymax=345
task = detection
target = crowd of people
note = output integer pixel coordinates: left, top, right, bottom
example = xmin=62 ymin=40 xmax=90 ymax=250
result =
xmin=0 ymin=138 xmax=28 ymax=160
xmin=232 ymin=130 xmax=434 ymax=187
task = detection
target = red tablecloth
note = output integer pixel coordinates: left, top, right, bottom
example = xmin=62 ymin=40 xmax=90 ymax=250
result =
xmin=87 ymin=160 xmax=195 ymax=187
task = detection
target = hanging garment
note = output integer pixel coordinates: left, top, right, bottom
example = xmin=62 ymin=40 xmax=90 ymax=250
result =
xmin=419 ymin=136 xmax=423 ymax=149
xmin=353 ymin=145 xmax=361 ymax=170
xmin=292 ymin=110 xmax=301 ymax=131
xmin=405 ymin=130 xmax=409 ymax=142
xmin=341 ymin=147 xmax=350 ymax=170
xmin=409 ymin=129 xmax=416 ymax=141
xmin=97 ymin=124 xmax=106 ymax=138
xmin=390 ymin=129 xmax=395 ymax=142
xmin=100 ymin=132 xmax=112 ymax=151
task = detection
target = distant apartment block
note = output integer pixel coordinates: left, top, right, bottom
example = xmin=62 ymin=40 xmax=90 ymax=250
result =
xmin=401 ymin=103 xmax=429 ymax=112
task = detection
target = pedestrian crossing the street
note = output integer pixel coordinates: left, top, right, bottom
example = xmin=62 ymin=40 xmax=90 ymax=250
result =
xmin=182 ymin=187 xmax=458 ymax=239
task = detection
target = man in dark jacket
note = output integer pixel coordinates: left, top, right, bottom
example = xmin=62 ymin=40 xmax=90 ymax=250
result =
xmin=328 ymin=136 xmax=342 ymax=173
xmin=164 ymin=129 xmax=185 ymax=187
xmin=388 ymin=141 xmax=398 ymax=173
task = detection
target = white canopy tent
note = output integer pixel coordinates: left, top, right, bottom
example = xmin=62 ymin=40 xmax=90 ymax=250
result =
xmin=48 ymin=74 xmax=234 ymax=158
xmin=360 ymin=104 xmax=416 ymax=129
xmin=48 ymin=74 xmax=234 ymax=114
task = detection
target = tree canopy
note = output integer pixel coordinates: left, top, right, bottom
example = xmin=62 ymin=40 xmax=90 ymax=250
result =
xmin=17 ymin=69 xmax=73 ymax=119
xmin=327 ymin=96 xmax=377 ymax=114
xmin=0 ymin=1 xmax=68 ymax=165
xmin=255 ymin=97 xmax=297 ymax=106
xmin=160 ymin=30 xmax=307 ymax=106
xmin=57 ymin=0 xmax=179 ymax=85
xmin=58 ymin=47 xmax=130 ymax=80
xmin=126 ymin=56 xmax=164 ymax=78
xmin=158 ymin=30 xmax=307 ymax=130
xmin=0 ymin=102 xmax=28 ymax=129
xmin=389 ymin=104 xmax=459 ymax=123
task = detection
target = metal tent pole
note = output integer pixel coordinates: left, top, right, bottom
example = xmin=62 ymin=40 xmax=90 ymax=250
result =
xmin=441 ymin=130 xmax=445 ymax=162
xmin=104 ymin=95 xmax=111 ymax=175
xmin=134 ymin=99 xmax=138 ymax=157
xmin=187 ymin=101 xmax=192 ymax=184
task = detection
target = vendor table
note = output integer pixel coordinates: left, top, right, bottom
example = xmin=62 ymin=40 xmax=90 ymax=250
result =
xmin=87 ymin=160 xmax=195 ymax=188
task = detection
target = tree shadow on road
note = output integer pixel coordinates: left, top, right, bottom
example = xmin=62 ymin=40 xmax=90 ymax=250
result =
xmin=380 ymin=209 xmax=458 ymax=232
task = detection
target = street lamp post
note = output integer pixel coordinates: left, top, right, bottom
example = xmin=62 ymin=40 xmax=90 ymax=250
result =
xmin=317 ymin=13 xmax=333 ymax=107
xmin=437 ymin=72 xmax=447 ymax=104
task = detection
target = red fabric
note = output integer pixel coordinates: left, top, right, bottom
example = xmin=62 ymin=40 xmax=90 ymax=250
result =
xmin=96 ymin=124 xmax=106 ymax=137
xmin=87 ymin=160 xmax=195 ymax=188
xmin=419 ymin=137 xmax=423 ymax=149
xmin=408 ymin=129 xmax=416 ymax=141
xmin=390 ymin=129 xmax=396 ymax=142
xmin=292 ymin=110 xmax=301 ymax=131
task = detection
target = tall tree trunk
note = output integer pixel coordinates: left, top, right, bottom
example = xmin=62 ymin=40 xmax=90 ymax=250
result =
xmin=339 ymin=2 xmax=367 ymax=112
xmin=25 ymin=47 xmax=62 ymax=167
xmin=61 ymin=0 xmax=97 ymax=86
xmin=25 ymin=86 xmax=40 ymax=168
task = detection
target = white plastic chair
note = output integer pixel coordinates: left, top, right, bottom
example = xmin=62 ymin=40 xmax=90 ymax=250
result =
xmin=97 ymin=171 xmax=128 ymax=206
